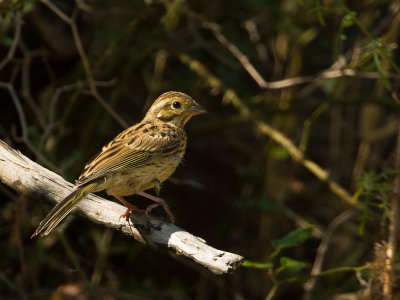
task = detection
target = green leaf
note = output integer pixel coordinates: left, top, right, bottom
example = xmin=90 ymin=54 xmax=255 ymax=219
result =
xmin=272 ymin=227 xmax=313 ymax=249
xmin=243 ymin=260 xmax=274 ymax=269
xmin=308 ymin=1 xmax=327 ymax=26
xmin=341 ymin=11 xmax=356 ymax=29
xmin=280 ymin=257 xmax=308 ymax=274
xmin=316 ymin=8 xmax=326 ymax=26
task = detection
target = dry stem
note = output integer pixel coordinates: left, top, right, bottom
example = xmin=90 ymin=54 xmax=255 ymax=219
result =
xmin=383 ymin=115 xmax=400 ymax=299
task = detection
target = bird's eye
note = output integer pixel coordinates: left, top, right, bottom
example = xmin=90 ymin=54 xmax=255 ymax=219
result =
xmin=172 ymin=101 xmax=181 ymax=109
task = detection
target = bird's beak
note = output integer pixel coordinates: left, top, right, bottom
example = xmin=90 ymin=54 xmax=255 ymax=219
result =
xmin=188 ymin=101 xmax=207 ymax=115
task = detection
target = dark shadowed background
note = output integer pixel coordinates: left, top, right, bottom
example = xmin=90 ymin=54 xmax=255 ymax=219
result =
xmin=1 ymin=0 xmax=400 ymax=299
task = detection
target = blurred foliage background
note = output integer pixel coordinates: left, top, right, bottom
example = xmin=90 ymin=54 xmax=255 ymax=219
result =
xmin=1 ymin=0 xmax=400 ymax=299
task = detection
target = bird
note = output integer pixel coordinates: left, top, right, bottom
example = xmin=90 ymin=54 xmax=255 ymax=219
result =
xmin=31 ymin=91 xmax=206 ymax=237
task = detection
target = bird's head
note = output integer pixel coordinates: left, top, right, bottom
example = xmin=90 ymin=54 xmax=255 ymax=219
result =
xmin=145 ymin=91 xmax=206 ymax=127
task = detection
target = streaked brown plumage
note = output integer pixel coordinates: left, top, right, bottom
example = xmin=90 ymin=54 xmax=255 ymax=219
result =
xmin=32 ymin=91 xmax=206 ymax=237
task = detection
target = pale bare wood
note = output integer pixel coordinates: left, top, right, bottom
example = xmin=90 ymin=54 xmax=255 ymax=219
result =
xmin=0 ymin=140 xmax=243 ymax=274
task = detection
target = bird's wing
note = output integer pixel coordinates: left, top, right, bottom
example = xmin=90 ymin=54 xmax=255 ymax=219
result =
xmin=76 ymin=122 xmax=184 ymax=186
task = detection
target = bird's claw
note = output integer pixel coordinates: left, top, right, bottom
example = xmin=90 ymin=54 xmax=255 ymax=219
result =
xmin=145 ymin=203 xmax=175 ymax=223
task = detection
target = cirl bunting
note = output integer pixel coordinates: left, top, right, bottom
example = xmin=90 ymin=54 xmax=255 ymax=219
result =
xmin=32 ymin=91 xmax=206 ymax=237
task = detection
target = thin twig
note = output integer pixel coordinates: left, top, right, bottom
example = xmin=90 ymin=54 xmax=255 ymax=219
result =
xmin=39 ymin=79 xmax=117 ymax=150
xmin=302 ymin=210 xmax=356 ymax=300
xmin=40 ymin=0 xmax=128 ymax=128
xmin=185 ymin=9 xmax=400 ymax=91
xmin=277 ymin=200 xmax=323 ymax=239
xmin=257 ymin=122 xmax=356 ymax=206
xmin=0 ymin=11 xmax=22 ymax=72
xmin=39 ymin=0 xmax=71 ymax=23
xmin=39 ymin=82 xmax=83 ymax=151
xmin=185 ymin=9 xmax=269 ymax=89
xmin=0 ymin=81 xmax=61 ymax=173
xmin=19 ymin=39 xmax=48 ymax=131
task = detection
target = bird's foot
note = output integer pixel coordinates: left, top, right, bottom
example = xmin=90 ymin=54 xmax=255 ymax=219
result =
xmin=114 ymin=195 xmax=143 ymax=220
xmin=136 ymin=190 xmax=175 ymax=223
xmin=145 ymin=202 xmax=175 ymax=223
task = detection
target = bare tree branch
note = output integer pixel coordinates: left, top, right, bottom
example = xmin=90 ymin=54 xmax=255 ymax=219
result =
xmin=0 ymin=140 xmax=243 ymax=275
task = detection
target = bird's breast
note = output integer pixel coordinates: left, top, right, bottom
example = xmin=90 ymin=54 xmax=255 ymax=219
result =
xmin=104 ymin=149 xmax=185 ymax=196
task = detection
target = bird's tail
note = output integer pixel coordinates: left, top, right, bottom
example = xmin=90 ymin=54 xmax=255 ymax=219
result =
xmin=31 ymin=182 xmax=98 ymax=237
